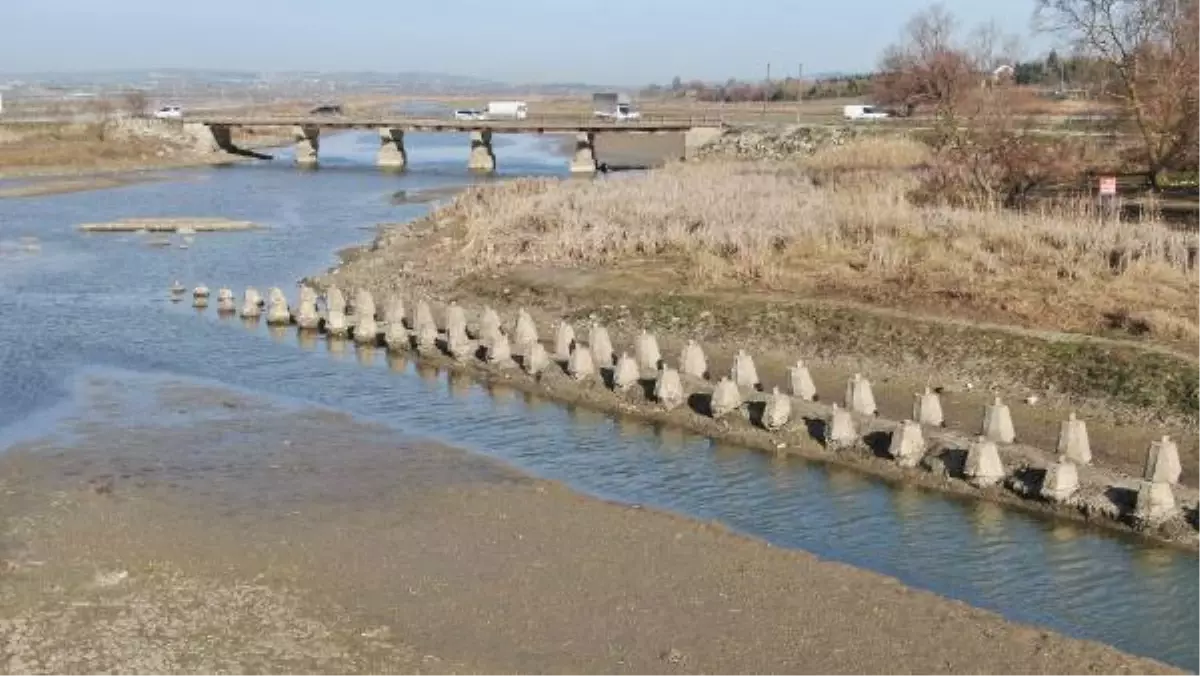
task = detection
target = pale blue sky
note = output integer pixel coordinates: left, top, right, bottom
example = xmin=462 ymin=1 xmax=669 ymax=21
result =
xmin=2 ymin=0 xmax=1050 ymax=84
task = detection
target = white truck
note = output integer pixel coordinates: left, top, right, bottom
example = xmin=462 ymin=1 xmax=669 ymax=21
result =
xmin=593 ymin=92 xmax=641 ymax=121
xmin=842 ymin=104 xmax=890 ymax=121
xmin=484 ymin=101 xmax=528 ymax=120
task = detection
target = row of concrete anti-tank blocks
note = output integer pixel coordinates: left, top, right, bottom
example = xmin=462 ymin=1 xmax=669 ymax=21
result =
xmin=181 ymin=282 xmax=1187 ymax=529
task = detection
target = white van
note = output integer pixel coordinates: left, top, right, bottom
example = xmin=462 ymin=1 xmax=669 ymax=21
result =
xmin=842 ymin=104 xmax=889 ymax=121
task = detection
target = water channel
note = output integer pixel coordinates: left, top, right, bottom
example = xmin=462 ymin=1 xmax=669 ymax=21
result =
xmin=0 ymin=130 xmax=1196 ymax=670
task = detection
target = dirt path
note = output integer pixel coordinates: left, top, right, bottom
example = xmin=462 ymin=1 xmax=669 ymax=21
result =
xmin=0 ymin=376 xmax=1178 ymax=674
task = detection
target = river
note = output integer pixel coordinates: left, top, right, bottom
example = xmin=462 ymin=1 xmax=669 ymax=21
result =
xmin=0 ymin=130 xmax=1196 ymax=670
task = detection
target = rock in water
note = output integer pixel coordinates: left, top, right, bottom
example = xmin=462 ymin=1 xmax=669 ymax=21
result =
xmin=888 ymin=420 xmax=926 ymax=468
xmin=1055 ymin=412 xmax=1091 ymax=465
xmin=654 ymin=367 xmax=684 ymax=410
xmin=266 ymin=287 xmax=290 ymax=325
xmin=844 ymin=373 xmax=877 ymax=416
xmin=912 ymin=387 xmax=943 ymax=426
xmin=1143 ymin=435 xmax=1181 ymax=484
xmin=513 ymin=309 xmax=539 ymax=351
xmin=170 ymin=280 xmax=186 ymax=295
xmin=554 ymin=322 xmax=576 ymax=362
xmin=612 ymin=353 xmax=640 ymax=392
xmin=589 ymin=324 xmax=614 ymax=368
xmin=965 ymin=437 xmax=1005 ymax=487
xmin=731 ymin=350 xmax=759 ymax=390
xmin=1040 ymin=457 xmax=1079 ymax=502
xmin=761 ymin=387 xmax=791 ymax=431
xmin=635 ymin=331 xmax=661 ymax=373
xmin=567 ymin=345 xmax=595 ymax=380
xmin=709 ymin=377 xmax=742 ymax=419
xmin=824 ymin=404 xmax=856 ymax=448
xmin=788 ymin=360 xmax=816 ymax=401
xmin=981 ymin=397 xmax=1016 ymax=444
xmin=680 ymin=340 xmax=707 ymax=380
xmin=240 ymin=288 xmax=262 ymax=317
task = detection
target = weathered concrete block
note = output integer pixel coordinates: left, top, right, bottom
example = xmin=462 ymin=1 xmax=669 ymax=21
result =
xmin=444 ymin=302 xmax=467 ymax=339
xmin=710 ymin=377 xmax=742 ymax=419
xmin=589 ymin=324 xmax=614 ymax=368
xmin=325 ymin=309 xmax=349 ymax=338
xmin=1133 ymin=480 xmax=1176 ymax=525
xmin=567 ymin=345 xmax=595 ymax=380
xmin=354 ymin=315 xmax=379 ymax=345
xmin=216 ymin=288 xmax=236 ymax=313
xmin=325 ymin=286 xmax=346 ymax=315
xmin=514 ymin=309 xmax=539 ymax=350
xmin=524 ymin=342 xmax=550 ymax=375
xmin=383 ymin=295 xmax=406 ymax=326
xmin=913 ymin=387 xmax=943 ymax=427
xmin=240 ymin=288 xmax=262 ymax=318
xmin=414 ymin=318 xmax=439 ymax=353
xmin=731 ymin=350 xmax=759 ymax=390
xmin=612 ymin=352 xmax=640 ymax=391
xmin=1143 ymin=435 xmax=1181 ymax=485
xmin=680 ymin=340 xmax=708 ymax=380
xmin=981 ymin=397 xmax=1016 ymax=443
xmin=761 ymin=387 xmax=791 ymax=431
xmin=192 ymin=287 xmax=209 ymax=308
xmin=635 ymin=331 xmax=661 ymax=373
xmin=384 ymin=321 xmax=409 ymax=351
xmin=965 ymin=437 xmax=1005 ymax=487
xmin=266 ymin=287 xmax=290 ymax=326
xmin=888 ymin=420 xmax=926 ymax=468
xmin=353 ymin=289 xmax=376 ymax=321
xmin=654 ymin=367 xmax=685 ymax=410
xmin=788 ymin=360 xmax=816 ymax=401
xmin=825 ymin=404 xmax=857 ymax=447
xmin=487 ymin=332 xmax=513 ymax=366
xmin=295 ymin=287 xmax=320 ymax=330
xmin=445 ymin=323 xmax=473 ymax=360
xmin=1040 ymin=457 xmax=1079 ymax=503
xmin=413 ymin=300 xmax=435 ymax=336
xmin=1056 ymin=412 xmax=1091 ymax=465
xmin=479 ymin=306 xmax=502 ymax=344
xmin=844 ymin=373 xmax=877 ymax=416
xmin=170 ymin=280 xmax=186 ymax=295
xmin=554 ymin=322 xmax=576 ymax=362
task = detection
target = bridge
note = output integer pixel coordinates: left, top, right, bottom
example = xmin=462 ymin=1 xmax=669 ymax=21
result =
xmin=187 ymin=115 xmax=726 ymax=173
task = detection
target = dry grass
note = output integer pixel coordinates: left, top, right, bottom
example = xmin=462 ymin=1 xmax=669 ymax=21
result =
xmin=799 ymin=135 xmax=931 ymax=172
xmin=424 ymin=157 xmax=1198 ymax=345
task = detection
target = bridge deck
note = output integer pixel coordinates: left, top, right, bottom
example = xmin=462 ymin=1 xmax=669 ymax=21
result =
xmin=189 ymin=115 xmax=722 ymax=133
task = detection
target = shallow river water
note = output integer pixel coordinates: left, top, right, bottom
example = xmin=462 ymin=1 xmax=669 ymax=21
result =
xmin=0 ymin=131 xmax=1196 ymax=670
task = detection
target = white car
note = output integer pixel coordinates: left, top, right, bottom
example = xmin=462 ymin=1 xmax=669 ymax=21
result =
xmin=153 ymin=105 xmax=183 ymax=120
xmin=453 ymin=109 xmax=485 ymax=121
xmin=842 ymin=104 xmax=890 ymax=121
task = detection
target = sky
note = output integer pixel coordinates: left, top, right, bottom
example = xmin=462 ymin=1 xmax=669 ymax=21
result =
xmin=1 ymin=0 xmax=1053 ymax=85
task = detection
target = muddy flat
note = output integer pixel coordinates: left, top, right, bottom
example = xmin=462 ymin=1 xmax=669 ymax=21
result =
xmin=0 ymin=375 xmax=1175 ymax=674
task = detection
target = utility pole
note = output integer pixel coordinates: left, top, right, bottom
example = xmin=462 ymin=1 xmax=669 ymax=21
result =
xmin=762 ymin=62 xmax=770 ymax=119
xmin=795 ymin=62 xmax=803 ymax=123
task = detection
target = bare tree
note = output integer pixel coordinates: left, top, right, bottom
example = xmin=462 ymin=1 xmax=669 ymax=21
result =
xmin=872 ymin=4 xmax=979 ymax=117
xmin=1036 ymin=0 xmax=1199 ymax=184
xmin=122 ymin=90 xmax=149 ymax=117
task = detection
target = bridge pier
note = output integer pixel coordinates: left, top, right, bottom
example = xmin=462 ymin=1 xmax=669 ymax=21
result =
xmin=378 ymin=128 xmax=407 ymax=171
xmin=467 ymin=130 xmax=495 ymax=173
xmin=292 ymin=125 xmax=320 ymax=167
xmin=569 ymin=132 xmax=597 ymax=174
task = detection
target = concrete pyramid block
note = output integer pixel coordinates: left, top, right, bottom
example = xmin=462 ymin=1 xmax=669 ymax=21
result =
xmin=479 ymin=306 xmax=502 ymax=344
xmin=1056 ymin=412 xmax=1091 ymax=465
xmin=325 ymin=286 xmax=345 ymax=315
xmin=524 ymin=343 xmax=550 ymax=375
xmin=635 ymin=330 xmax=661 ymax=373
xmin=1143 ymin=435 xmax=1181 ymax=485
xmin=965 ymin=437 xmax=1005 ymax=487
xmin=589 ymin=324 xmax=614 ymax=368
xmin=216 ymin=288 xmax=236 ymax=313
xmin=844 ymin=373 xmax=877 ymax=416
xmin=654 ymin=367 xmax=685 ymax=410
xmin=240 ymin=288 xmax=262 ymax=317
xmin=266 ymin=287 xmax=291 ymax=326
xmin=354 ymin=315 xmax=379 ymax=345
xmin=383 ymin=295 xmax=406 ymax=326
xmin=680 ymin=340 xmax=708 ymax=380
xmin=353 ymin=288 xmax=376 ymax=321
xmin=554 ymin=321 xmax=576 ymax=362
xmin=825 ymin=404 xmax=857 ymax=447
xmin=1133 ymin=480 xmax=1176 ymax=525
xmin=486 ymin=332 xmax=513 ymax=366
xmin=567 ymin=345 xmax=595 ymax=380
xmin=913 ymin=387 xmax=943 ymax=427
xmin=710 ymin=377 xmax=742 ymax=419
xmin=444 ymin=302 xmax=467 ymax=339
xmin=981 ymin=397 xmax=1015 ymax=443
xmin=731 ymin=350 xmax=759 ymax=390
xmin=326 ymin=309 xmax=349 ymax=338
xmin=295 ymin=287 xmax=320 ymax=329
xmin=888 ymin=420 xmax=926 ymax=468
xmin=414 ymin=316 xmax=438 ymax=352
xmin=513 ymin=308 xmax=539 ymax=350
xmin=384 ymin=321 xmax=409 ymax=351
xmin=413 ymin=300 xmax=435 ymax=337
xmin=788 ymin=360 xmax=816 ymax=401
xmin=1040 ymin=457 xmax=1079 ymax=503
xmin=445 ymin=323 xmax=472 ymax=359
xmin=192 ymin=285 xmax=210 ymax=308
xmin=761 ymin=387 xmax=792 ymax=431
xmin=612 ymin=352 xmax=640 ymax=391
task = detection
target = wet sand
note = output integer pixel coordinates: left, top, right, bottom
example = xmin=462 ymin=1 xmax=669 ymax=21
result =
xmin=0 ymin=374 xmax=1176 ymax=674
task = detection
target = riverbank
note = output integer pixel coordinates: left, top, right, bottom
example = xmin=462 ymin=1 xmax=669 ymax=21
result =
xmin=0 ymin=373 xmax=1178 ymax=673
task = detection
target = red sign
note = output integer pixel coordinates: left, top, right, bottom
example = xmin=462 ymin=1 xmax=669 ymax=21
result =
xmin=1099 ymin=176 xmax=1117 ymax=196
